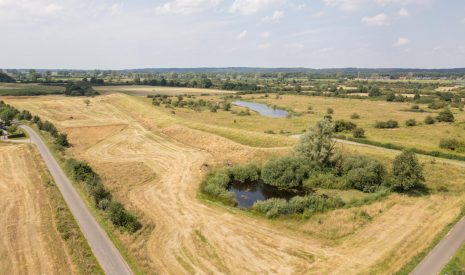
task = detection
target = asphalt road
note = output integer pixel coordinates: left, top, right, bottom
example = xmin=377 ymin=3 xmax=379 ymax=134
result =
xmin=411 ymin=215 xmax=465 ymax=275
xmin=20 ymin=125 xmax=133 ymax=275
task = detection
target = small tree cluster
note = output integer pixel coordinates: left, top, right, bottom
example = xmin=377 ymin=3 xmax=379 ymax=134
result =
xmin=66 ymin=159 xmax=141 ymax=232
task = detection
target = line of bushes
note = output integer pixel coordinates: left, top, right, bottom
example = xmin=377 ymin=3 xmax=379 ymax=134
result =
xmin=252 ymin=195 xmax=345 ymax=219
xmin=65 ymin=159 xmax=142 ymax=233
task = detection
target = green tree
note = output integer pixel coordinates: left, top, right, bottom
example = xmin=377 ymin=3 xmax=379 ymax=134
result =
xmin=295 ymin=118 xmax=336 ymax=166
xmin=391 ymin=150 xmax=425 ymax=191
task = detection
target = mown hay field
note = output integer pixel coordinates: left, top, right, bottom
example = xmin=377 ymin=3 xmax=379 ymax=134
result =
xmin=0 ymin=143 xmax=75 ymax=274
xmin=4 ymin=93 xmax=465 ymax=274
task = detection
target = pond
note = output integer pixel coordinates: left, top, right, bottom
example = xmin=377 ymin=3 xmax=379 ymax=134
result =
xmin=232 ymin=101 xmax=289 ymax=118
xmin=228 ymin=180 xmax=306 ymax=208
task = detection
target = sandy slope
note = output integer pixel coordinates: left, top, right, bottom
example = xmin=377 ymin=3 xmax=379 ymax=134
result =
xmin=5 ymin=94 xmax=465 ymax=274
xmin=0 ymin=144 xmax=74 ymax=274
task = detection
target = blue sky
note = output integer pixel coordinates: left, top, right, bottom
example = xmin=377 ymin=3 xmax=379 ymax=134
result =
xmin=0 ymin=0 xmax=464 ymax=69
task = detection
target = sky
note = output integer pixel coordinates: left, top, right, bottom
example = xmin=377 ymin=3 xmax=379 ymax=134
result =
xmin=0 ymin=0 xmax=464 ymax=69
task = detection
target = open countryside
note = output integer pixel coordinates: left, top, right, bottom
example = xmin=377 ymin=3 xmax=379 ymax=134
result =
xmin=2 ymin=1 xmax=465 ymax=274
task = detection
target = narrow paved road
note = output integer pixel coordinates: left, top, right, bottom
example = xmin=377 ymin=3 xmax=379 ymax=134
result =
xmin=19 ymin=125 xmax=133 ymax=275
xmin=411 ymin=215 xmax=465 ymax=275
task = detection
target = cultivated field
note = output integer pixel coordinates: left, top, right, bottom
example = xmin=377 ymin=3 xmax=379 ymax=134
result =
xmin=0 ymin=143 xmax=74 ymax=274
xmin=4 ymin=92 xmax=465 ymax=274
xmin=95 ymin=85 xmax=233 ymax=96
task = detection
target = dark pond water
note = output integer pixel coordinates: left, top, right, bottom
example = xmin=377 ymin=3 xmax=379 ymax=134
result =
xmin=232 ymin=101 xmax=289 ymax=118
xmin=228 ymin=180 xmax=306 ymax=208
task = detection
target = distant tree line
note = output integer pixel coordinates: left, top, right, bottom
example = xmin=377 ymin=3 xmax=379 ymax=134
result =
xmin=0 ymin=72 xmax=16 ymax=83
xmin=64 ymin=81 xmax=100 ymax=96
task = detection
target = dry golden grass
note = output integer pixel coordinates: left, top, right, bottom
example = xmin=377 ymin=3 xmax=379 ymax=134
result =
xmin=0 ymin=143 xmax=74 ymax=274
xmin=5 ymin=94 xmax=465 ymax=274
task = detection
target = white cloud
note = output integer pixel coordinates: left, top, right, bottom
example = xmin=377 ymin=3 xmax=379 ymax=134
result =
xmin=230 ymin=0 xmax=284 ymax=15
xmin=237 ymin=30 xmax=248 ymax=39
xmin=393 ymin=37 xmax=409 ymax=47
xmin=156 ymin=0 xmax=222 ymax=14
xmin=258 ymin=43 xmax=271 ymax=49
xmin=0 ymin=0 xmax=64 ymax=20
xmin=324 ymin=0 xmax=434 ymax=11
xmin=361 ymin=13 xmax=390 ymax=26
xmin=462 ymin=18 xmax=465 ymax=24
xmin=260 ymin=31 xmax=271 ymax=38
xmin=261 ymin=10 xmax=284 ymax=23
xmin=314 ymin=11 xmax=325 ymax=17
xmin=397 ymin=8 xmax=409 ymax=17
xmin=109 ymin=3 xmax=123 ymax=16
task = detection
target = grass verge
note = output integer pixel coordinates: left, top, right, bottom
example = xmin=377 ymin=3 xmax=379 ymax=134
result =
xmin=396 ymin=206 xmax=465 ymax=274
xmin=31 ymin=144 xmax=104 ymax=274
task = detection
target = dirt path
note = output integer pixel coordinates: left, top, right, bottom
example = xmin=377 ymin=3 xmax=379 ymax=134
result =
xmin=0 ymin=144 xmax=74 ymax=274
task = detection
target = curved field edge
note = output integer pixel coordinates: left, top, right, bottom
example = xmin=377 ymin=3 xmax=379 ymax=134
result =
xmin=24 ymin=124 xmax=148 ymax=275
xmin=29 ymin=143 xmax=104 ymax=274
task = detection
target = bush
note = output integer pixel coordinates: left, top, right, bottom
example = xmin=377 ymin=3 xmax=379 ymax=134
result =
xmin=405 ymin=119 xmax=417 ymax=127
xmin=228 ymin=164 xmax=260 ymax=182
xmin=374 ymin=120 xmax=399 ymax=129
xmin=424 ymin=115 xmax=435 ymax=125
xmin=202 ymin=170 xmax=236 ymax=205
xmin=334 ymin=120 xmax=357 ymax=132
xmin=289 ymin=195 xmax=344 ymax=214
xmin=326 ymin=108 xmax=334 ymax=114
xmin=350 ymin=113 xmax=360 ymax=119
xmin=428 ymin=100 xmax=447 ymax=110
xmin=343 ymin=156 xmax=386 ymax=192
xmin=56 ymin=133 xmax=70 ymax=147
xmin=252 ymin=198 xmax=289 ymax=218
xmin=261 ymin=157 xmax=312 ymax=189
xmin=352 ymin=127 xmax=365 ymax=138
xmin=391 ymin=150 xmax=425 ymax=191
xmin=436 ymin=108 xmax=455 ymax=122
xmin=108 ymin=202 xmax=142 ymax=233
xmin=439 ymin=138 xmax=465 ymax=152
xmin=303 ymin=172 xmax=345 ymax=190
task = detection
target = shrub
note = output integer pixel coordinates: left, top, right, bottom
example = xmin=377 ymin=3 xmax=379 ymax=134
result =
xmin=202 ymin=171 xmax=236 ymax=205
xmin=228 ymin=164 xmax=260 ymax=182
xmin=405 ymin=119 xmax=417 ymax=127
xmin=252 ymin=198 xmax=289 ymax=218
xmin=436 ymin=108 xmax=455 ymax=122
xmin=391 ymin=150 xmax=425 ymax=191
xmin=374 ymin=120 xmax=399 ymax=129
xmin=352 ymin=127 xmax=365 ymax=138
xmin=334 ymin=120 xmax=357 ymax=132
xmin=107 ymin=202 xmax=142 ymax=233
xmin=343 ymin=156 xmax=386 ymax=193
xmin=326 ymin=108 xmax=334 ymax=114
xmin=303 ymin=172 xmax=345 ymax=190
xmin=428 ymin=100 xmax=447 ymax=110
xmin=439 ymin=138 xmax=465 ymax=152
xmin=350 ymin=113 xmax=360 ymax=119
xmin=424 ymin=115 xmax=435 ymax=125
xmin=261 ymin=157 xmax=311 ymax=189
xmin=289 ymin=195 xmax=344 ymax=214
xmin=56 ymin=133 xmax=70 ymax=147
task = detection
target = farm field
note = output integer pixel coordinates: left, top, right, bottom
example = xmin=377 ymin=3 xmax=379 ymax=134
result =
xmin=4 ymin=92 xmax=465 ymax=274
xmin=95 ymin=85 xmax=233 ymax=96
xmin=0 ymin=143 xmax=74 ymax=274
xmin=0 ymin=83 xmax=62 ymax=96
